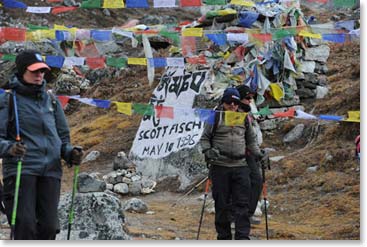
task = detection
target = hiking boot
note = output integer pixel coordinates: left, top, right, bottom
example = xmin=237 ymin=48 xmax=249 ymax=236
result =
xmin=250 ymin=216 xmax=261 ymax=225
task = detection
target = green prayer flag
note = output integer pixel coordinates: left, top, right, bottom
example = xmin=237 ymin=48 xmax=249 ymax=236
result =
xmin=81 ymin=0 xmax=101 ymax=8
xmin=132 ymin=103 xmax=154 ymax=116
xmin=272 ymin=28 xmax=297 ymax=40
xmin=204 ymin=0 xmax=226 ymax=5
xmin=2 ymin=54 xmax=16 ymax=62
xmin=255 ymin=105 xmax=272 ymax=116
xmin=159 ymin=30 xmax=180 ymax=46
xmin=106 ymin=57 xmax=127 ymax=68
xmin=333 ymin=0 xmax=356 ymax=8
xmin=27 ymin=24 xmax=49 ymax=31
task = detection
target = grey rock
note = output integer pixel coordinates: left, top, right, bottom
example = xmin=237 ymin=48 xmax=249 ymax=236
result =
xmin=83 ymin=151 xmax=100 ymax=163
xmin=259 ymin=119 xmax=277 ymax=130
xmin=304 ymin=45 xmax=330 ymax=63
xmin=300 ymin=60 xmax=315 ymax=73
xmin=113 ymin=183 xmax=129 ymax=195
xmin=123 ymin=198 xmax=148 ymax=213
xmin=307 ymin=166 xmax=318 ymax=172
xmin=78 ymin=172 xmax=106 ymax=193
xmin=129 ymin=181 xmax=142 ymax=196
xmin=315 ymin=86 xmax=329 ymax=99
xmin=113 ymin=151 xmax=135 ymax=170
xmin=57 ymin=192 xmax=131 ymax=240
xmin=283 ymin=124 xmax=305 ymax=143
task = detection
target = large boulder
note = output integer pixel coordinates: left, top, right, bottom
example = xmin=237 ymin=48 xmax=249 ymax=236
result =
xmin=57 ymin=192 xmax=131 ymax=240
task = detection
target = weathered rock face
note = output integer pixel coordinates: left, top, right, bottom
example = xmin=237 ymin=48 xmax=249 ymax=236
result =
xmin=57 ymin=192 xmax=131 ymax=240
xmin=132 ymin=147 xmax=207 ymax=191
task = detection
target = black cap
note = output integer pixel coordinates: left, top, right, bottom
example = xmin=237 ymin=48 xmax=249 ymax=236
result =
xmin=236 ymin=84 xmax=254 ymax=100
xmin=15 ymin=50 xmax=50 ymax=77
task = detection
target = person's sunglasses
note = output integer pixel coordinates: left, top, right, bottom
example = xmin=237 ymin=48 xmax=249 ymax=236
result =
xmin=28 ymin=68 xmax=48 ymax=74
xmin=245 ymin=96 xmax=253 ymax=100
xmin=223 ymin=99 xmax=239 ymax=105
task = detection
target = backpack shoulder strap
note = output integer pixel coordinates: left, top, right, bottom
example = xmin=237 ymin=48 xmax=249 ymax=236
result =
xmin=47 ymin=90 xmax=58 ymax=111
xmin=209 ymin=106 xmax=221 ymax=145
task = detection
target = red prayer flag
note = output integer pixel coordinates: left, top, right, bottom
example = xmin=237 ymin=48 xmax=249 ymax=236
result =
xmin=155 ymin=105 xmax=174 ymax=119
xmin=2 ymin=27 xmax=26 ymax=42
xmin=86 ymin=57 xmax=106 ymax=69
xmin=186 ymin=55 xmax=206 ymax=65
xmin=273 ymin=108 xmax=295 ymax=118
xmin=57 ymin=96 xmax=70 ymax=109
xmin=251 ymin=33 xmax=272 ymax=42
xmin=51 ymin=6 xmax=78 ymax=15
xmin=181 ymin=0 xmax=201 ymax=7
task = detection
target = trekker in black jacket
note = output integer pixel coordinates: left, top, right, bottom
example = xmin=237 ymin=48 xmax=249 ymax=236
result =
xmin=0 ymin=50 xmax=84 ymax=240
xmin=200 ymin=87 xmax=264 ymax=240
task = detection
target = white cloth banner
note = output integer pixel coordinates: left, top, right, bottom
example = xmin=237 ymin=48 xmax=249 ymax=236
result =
xmin=64 ymin=57 xmax=85 ymax=67
xmin=26 ymin=7 xmax=51 ymax=13
xmin=130 ymin=68 xmax=208 ymax=158
xmin=154 ymin=0 xmax=176 ymax=8
xmin=227 ymin=33 xmax=249 ymax=44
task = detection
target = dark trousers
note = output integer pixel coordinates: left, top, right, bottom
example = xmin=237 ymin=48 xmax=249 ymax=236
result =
xmin=3 ymin=175 xmax=61 ymax=240
xmin=246 ymin=155 xmax=263 ymax=216
xmin=211 ymin=165 xmax=251 ymax=240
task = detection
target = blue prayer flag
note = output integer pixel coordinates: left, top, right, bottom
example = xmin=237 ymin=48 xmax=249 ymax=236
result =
xmin=126 ymin=0 xmax=149 ymax=8
xmin=55 ymin=30 xmax=73 ymax=41
xmin=318 ymin=115 xmax=344 ymax=121
xmin=238 ymin=11 xmax=259 ymax=28
xmin=205 ymin=33 xmax=227 ymax=46
xmin=196 ymin=109 xmax=215 ymax=125
xmin=46 ymin=56 xmax=65 ymax=68
xmin=92 ymin=99 xmax=111 ymax=109
xmin=91 ymin=30 xmax=112 ymax=41
xmin=3 ymin=0 xmax=27 ymax=8
xmin=322 ymin=33 xmax=346 ymax=43
xmin=148 ymin=58 xmax=167 ymax=68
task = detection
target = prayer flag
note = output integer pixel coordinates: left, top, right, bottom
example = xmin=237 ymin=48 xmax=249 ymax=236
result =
xmin=86 ymin=57 xmax=106 ymax=69
xmin=115 ymin=102 xmax=132 ymax=115
xmin=225 ymin=111 xmax=247 ymax=126
xmin=155 ymin=105 xmax=174 ymax=119
xmin=181 ymin=0 xmax=201 ymax=7
xmin=106 ymin=56 xmax=127 ymax=68
xmin=81 ymin=0 xmax=101 ymax=8
xmin=126 ymin=0 xmax=149 ymax=8
xmin=102 ymin=0 xmax=125 ymax=8
xmin=128 ymin=58 xmax=147 ymax=65
xmin=132 ymin=103 xmax=154 ymax=116
xmin=46 ymin=56 xmax=65 ymax=68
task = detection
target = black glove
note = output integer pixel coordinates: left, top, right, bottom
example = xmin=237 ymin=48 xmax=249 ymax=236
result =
xmin=204 ymin=148 xmax=220 ymax=162
xmin=70 ymin=146 xmax=84 ymax=166
xmin=8 ymin=142 xmax=27 ymax=157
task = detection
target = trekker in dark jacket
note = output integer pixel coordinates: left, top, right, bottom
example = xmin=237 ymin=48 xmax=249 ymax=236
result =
xmin=0 ymin=50 xmax=84 ymax=240
xmin=236 ymin=84 xmax=264 ymax=225
xmin=200 ymin=87 xmax=264 ymax=240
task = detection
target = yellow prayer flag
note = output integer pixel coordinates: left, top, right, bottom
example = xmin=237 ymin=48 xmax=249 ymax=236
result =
xmin=128 ymin=58 xmax=147 ymax=65
xmin=114 ymin=102 xmax=132 ymax=116
xmin=217 ymin=9 xmax=237 ymax=16
xmin=26 ymin=30 xmax=56 ymax=41
xmin=225 ymin=111 xmax=247 ymax=126
xmin=230 ymin=0 xmax=255 ymax=7
xmin=343 ymin=111 xmax=360 ymax=123
xmin=269 ymin=83 xmax=284 ymax=102
xmin=182 ymin=28 xmax=203 ymax=37
xmin=54 ymin=24 xmax=77 ymax=36
xmin=299 ymin=30 xmax=322 ymax=39
xmin=102 ymin=0 xmax=125 ymax=8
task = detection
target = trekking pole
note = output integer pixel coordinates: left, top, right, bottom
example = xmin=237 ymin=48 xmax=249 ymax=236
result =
xmin=196 ymin=178 xmax=211 ymax=240
xmin=67 ymin=147 xmax=82 ymax=240
xmin=10 ymin=91 xmax=22 ymax=240
xmin=171 ymin=176 xmax=208 ymax=207
xmin=261 ymin=156 xmax=271 ymax=240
